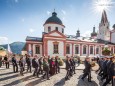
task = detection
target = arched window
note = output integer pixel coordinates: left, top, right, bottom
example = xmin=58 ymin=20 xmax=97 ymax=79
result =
xmin=48 ymin=26 xmax=51 ymax=32
xmin=90 ymin=46 xmax=93 ymax=54
xmin=66 ymin=44 xmax=70 ymax=54
xmin=83 ymin=45 xmax=87 ymax=54
xmin=75 ymin=45 xmax=79 ymax=54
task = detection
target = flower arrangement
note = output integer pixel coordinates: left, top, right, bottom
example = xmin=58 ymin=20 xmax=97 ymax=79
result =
xmin=102 ymin=48 xmax=111 ymax=56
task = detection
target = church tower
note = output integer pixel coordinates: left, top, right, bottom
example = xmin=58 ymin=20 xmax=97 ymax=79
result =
xmin=76 ymin=29 xmax=80 ymax=37
xmin=97 ymin=10 xmax=110 ymax=41
xmin=91 ymin=26 xmax=97 ymax=38
xmin=43 ymin=11 xmax=65 ymax=34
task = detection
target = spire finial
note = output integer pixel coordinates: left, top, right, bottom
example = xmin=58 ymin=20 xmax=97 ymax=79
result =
xmin=54 ymin=9 xmax=55 ymax=12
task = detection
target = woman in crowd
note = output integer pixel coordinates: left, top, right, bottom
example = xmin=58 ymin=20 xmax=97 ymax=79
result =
xmin=49 ymin=57 xmax=56 ymax=75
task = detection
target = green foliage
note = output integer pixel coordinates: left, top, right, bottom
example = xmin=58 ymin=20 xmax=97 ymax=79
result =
xmin=102 ymin=48 xmax=111 ymax=55
xmin=0 ymin=46 xmax=5 ymax=51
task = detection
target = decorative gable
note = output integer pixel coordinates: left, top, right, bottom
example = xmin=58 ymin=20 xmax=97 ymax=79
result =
xmin=44 ymin=30 xmax=66 ymax=38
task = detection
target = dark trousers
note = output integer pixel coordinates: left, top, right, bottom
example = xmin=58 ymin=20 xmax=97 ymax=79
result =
xmin=55 ymin=66 xmax=60 ymax=73
xmin=112 ymin=78 xmax=115 ymax=86
xmin=82 ymin=72 xmax=91 ymax=81
xmin=65 ymin=69 xmax=70 ymax=79
xmin=33 ymin=67 xmax=38 ymax=76
xmin=13 ymin=64 xmax=18 ymax=72
xmin=6 ymin=62 xmax=9 ymax=69
xmin=101 ymin=72 xmax=107 ymax=81
xmin=20 ymin=67 xmax=24 ymax=75
xmin=43 ymin=69 xmax=49 ymax=79
xmin=72 ymin=66 xmax=76 ymax=74
xmin=27 ymin=65 xmax=31 ymax=72
xmin=39 ymin=66 xmax=43 ymax=74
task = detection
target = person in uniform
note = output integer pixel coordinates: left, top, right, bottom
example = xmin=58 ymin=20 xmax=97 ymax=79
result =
xmin=101 ymin=57 xmax=108 ymax=81
xmin=81 ymin=57 xmax=92 ymax=82
xmin=19 ymin=56 xmax=24 ymax=76
xmin=32 ymin=55 xmax=39 ymax=77
xmin=12 ymin=54 xmax=18 ymax=73
xmin=38 ymin=57 xmax=43 ymax=75
xmin=55 ymin=56 xmax=60 ymax=74
xmin=71 ymin=57 xmax=76 ymax=74
xmin=43 ymin=58 xmax=50 ymax=80
xmin=26 ymin=55 xmax=32 ymax=73
xmin=65 ymin=56 xmax=71 ymax=80
xmin=111 ymin=57 xmax=115 ymax=86
xmin=4 ymin=55 xmax=9 ymax=69
xmin=102 ymin=57 xmax=113 ymax=86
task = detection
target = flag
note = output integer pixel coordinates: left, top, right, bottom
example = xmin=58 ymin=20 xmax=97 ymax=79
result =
xmin=7 ymin=43 xmax=12 ymax=54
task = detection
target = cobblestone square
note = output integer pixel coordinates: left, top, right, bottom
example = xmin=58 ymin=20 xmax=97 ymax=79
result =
xmin=0 ymin=65 xmax=111 ymax=86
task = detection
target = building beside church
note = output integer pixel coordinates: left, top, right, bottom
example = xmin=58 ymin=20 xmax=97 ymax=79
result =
xmin=22 ymin=10 xmax=115 ymax=57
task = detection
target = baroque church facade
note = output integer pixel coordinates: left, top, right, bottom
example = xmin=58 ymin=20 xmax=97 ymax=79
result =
xmin=22 ymin=10 xmax=115 ymax=57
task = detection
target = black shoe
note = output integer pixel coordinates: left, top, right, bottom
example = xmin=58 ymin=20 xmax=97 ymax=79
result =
xmin=47 ymin=78 xmax=50 ymax=80
xmin=88 ymin=80 xmax=92 ymax=82
xmin=81 ymin=78 xmax=84 ymax=81
xmin=42 ymin=76 xmax=45 ymax=79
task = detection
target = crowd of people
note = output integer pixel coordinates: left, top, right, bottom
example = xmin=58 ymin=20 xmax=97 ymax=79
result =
xmin=0 ymin=54 xmax=115 ymax=86
xmin=0 ymin=54 xmax=62 ymax=80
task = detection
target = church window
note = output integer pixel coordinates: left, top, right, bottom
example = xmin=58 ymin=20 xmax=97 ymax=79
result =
xmin=111 ymin=47 xmax=113 ymax=54
xmin=35 ymin=45 xmax=40 ymax=54
xmin=83 ymin=45 xmax=87 ymax=54
xmin=96 ymin=47 xmax=99 ymax=54
xmin=48 ymin=26 xmax=51 ymax=32
xmin=90 ymin=46 xmax=93 ymax=54
xmin=62 ymin=28 xmax=64 ymax=33
xmin=56 ymin=27 xmax=58 ymax=31
xmin=75 ymin=45 xmax=79 ymax=54
xmin=53 ymin=42 xmax=59 ymax=54
xmin=66 ymin=44 xmax=70 ymax=54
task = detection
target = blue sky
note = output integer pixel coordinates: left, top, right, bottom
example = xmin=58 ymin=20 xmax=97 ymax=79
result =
xmin=0 ymin=0 xmax=115 ymax=44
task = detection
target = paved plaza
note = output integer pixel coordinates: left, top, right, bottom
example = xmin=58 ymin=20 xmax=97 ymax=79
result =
xmin=0 ymin=64 xmax=112 ymax=86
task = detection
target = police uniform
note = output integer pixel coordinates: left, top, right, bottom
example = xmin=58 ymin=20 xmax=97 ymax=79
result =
xmin=12 ymin=57 xmax=18 ymax=73
xmin=4 ymin=56 xmax=9 ymax=69
xmin=26 ymin=56 xmax=32 ymax=72
xmin=81 ymin=59 xmax=91 ymax=82
xmin=32 ymin=58 xmax=39 ymax=77
xmin=65 ymin=58 xmax=71 ymax=80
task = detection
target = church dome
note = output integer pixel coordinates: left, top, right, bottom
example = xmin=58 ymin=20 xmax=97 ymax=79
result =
xmin=44 ymin=12 xmax=63 ymax=25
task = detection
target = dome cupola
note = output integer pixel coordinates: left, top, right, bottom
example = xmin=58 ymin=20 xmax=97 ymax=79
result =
xmin=44 ymin=11 xmax=65 ymax=34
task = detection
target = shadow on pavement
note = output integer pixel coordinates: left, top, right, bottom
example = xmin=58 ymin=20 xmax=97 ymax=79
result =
xmin=0 ymin=71 xmax=13 ymax=76
xmin=25 ymin=77 xmax=47 ymax=86
xmin=4 ymin=75 xmax=34 ymax=86
xmin=77 ymin=75 xmax=98 ymax=86
xmin=54 ymin=78 xmax=65 ymax=86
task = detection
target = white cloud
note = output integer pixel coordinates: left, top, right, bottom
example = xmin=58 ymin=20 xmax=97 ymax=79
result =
xmin=61 ymin=10 xmax=66 ymax=15
xmin=0 ymin=37 xmax=8 ymax=45
xmin=81 ymin=31 xmax=91 ymax=37
xmin=15 ymin=0 xmax=18 ymax=3
xmin=29 ymin=28 xmax=35 ymax=33
xmin=47 ymin=11 xmax=51 ymax=15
